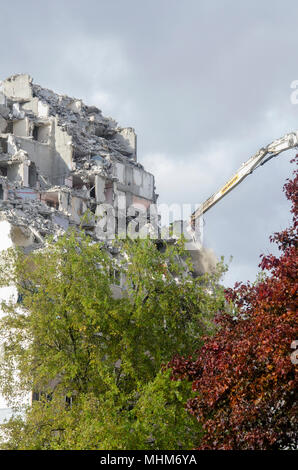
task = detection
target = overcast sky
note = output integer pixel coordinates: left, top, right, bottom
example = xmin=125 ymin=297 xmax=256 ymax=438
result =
xmin=0 ymin=0 xmax=297 ymax=286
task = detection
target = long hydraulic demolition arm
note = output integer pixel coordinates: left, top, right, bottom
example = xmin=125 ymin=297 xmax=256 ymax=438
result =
xmin=191 ymin=131 xmax=298 ymax=224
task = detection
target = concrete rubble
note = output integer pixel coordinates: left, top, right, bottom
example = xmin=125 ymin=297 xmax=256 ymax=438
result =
xmin=0 ymin=74 xmax=157 ymax=251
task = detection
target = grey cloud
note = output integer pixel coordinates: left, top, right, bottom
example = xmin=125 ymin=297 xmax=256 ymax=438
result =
xmin=1 ymin=0 xmax=297 ymax=285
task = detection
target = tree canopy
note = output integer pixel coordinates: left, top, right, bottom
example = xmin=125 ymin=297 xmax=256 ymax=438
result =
xmin=0 ymin=233 xmax=226 ymax=449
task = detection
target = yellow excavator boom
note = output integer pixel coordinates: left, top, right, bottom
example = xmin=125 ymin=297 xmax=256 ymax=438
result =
xmin=191 ymin=131 xmax=298 ymax=224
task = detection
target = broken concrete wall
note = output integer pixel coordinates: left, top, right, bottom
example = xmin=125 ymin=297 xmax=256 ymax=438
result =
xmin=53 ymin=118 xmax=73 ymax=176
xmin=7 ymin=162 xmax=24 ymax=184
xmin=113 ymin=161 xmax=155 ymax=203
xmin=22 ymin=96 xmax=49 ymax=118
xmin=116 ymin=127 xmax=137 ymax=160
xmin=71 ymin=195 xmax=88 ymax=223
xmin=14 ymin=136 xmax=70 ymax=186
xmin=95 ymin=174 xmax=106 ymax=203
xmin=13 ymin=118 xmax=30 ymax=138
xmin=10 ymin=224 xmax=34 ymax=247
xmin=1 ymin=74 xmax=33 ymax=101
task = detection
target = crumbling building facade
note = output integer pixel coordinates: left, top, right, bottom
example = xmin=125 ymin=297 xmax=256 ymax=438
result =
xmin=0 ymin=74 xmax=157 ymax=249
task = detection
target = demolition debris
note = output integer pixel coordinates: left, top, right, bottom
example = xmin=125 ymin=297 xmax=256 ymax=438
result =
xmin=0 ymin=74 xmax=158 ymax=247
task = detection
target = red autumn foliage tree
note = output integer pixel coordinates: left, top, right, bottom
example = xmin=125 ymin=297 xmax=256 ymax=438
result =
xmin=169 ymin=157 xmax=298 ymax=450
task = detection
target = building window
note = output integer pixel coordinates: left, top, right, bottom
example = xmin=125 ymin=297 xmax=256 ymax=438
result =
xmin=29 ymin=163 xmax=37 ymax=187
xmin=65 ymin=396 xmax=73 ymax=408
xmin=32 ymin=124 xmax=50 ymax=143
xmin=0 ymin=137 xmax=8 ymax=153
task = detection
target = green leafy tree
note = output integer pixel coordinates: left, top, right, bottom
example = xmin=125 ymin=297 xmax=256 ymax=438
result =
xmin=0 ymin=231 xmax=226 ymax=449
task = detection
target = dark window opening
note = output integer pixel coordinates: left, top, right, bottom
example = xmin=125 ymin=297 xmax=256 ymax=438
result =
xmin=0 ymin=137 xmax=8 ymax=154
xmin=32 ymin=125 xmax=38 ymax=141
xmin=6 ymin=121 xmax=13 ymax=133
xmin=32 ymin=125 xmax=50 ymax=143
xmin=65 ymin=396 xmax=73 ymax=408
xmin=90 ymin=186 xmax=95 ymax=199
xmin=29 ymin=163 xmax=37 ymax=188
xmin=90 ymin=202 xmax=97 ymax=214
xmin=72 ymin=176 xmax=84 ymax=190
xmin=0 ymin=184 xmax=3 ymax=200
xmin=45 ymin=200 xmax=59 ymax=210
xmin=32 ymin=391 xmax=39 ymax=402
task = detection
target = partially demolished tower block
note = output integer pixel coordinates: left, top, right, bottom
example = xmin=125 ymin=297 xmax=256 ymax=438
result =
xmin=0 ymin=74 xmax=157 ymax=250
